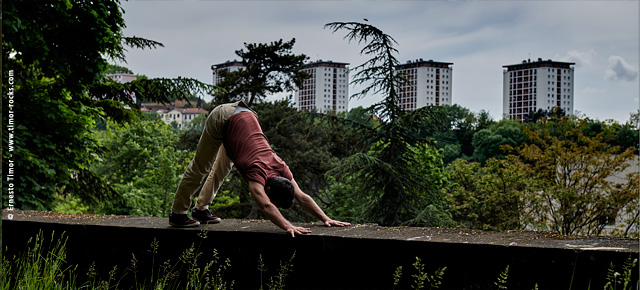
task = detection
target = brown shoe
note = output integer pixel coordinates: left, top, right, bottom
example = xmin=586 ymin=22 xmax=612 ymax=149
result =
xmin=192 ymin=209 xmax=222 ymax=224
xmin=169 ymin=213 xmax=200 ymax=227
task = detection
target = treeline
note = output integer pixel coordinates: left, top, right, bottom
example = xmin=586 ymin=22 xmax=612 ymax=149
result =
xmin=72 ymin=99 xmax=639 ymax=238
xmin=259 ymin=102 xmax=639 ymax=237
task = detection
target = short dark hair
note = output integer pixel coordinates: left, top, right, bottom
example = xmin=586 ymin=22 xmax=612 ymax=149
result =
xmin=265 ymin=176 xmax=294 ymax=209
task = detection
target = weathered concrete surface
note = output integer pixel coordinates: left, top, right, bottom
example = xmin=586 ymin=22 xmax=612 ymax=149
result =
xmin=3 ymin=210 xmax=639 ymax=289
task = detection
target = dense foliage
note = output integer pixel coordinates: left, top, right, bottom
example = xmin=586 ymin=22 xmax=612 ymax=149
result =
xmin=3 ymin=0 xmax=126 ymax=210
xmin=445 ymin=116 xmax=639 ymax=237
xmin=91 ymin=116 xmax=192 ymax=216
xmin=519 ymin=118 xmax=638 ymax=236
xmin=2 ymin=0 xmax=212 ymax=210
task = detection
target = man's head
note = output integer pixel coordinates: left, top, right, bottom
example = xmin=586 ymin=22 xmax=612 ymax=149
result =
xmin=265 ymin=176 xmax=294 ymax=209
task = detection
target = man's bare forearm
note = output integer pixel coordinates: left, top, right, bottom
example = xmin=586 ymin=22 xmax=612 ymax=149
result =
xmin=261 ymin=202 xmax=294 ymax=230
xmin=297 ymin=194 xmax=330 ymax=222
xmin=248 ymin=181 xmax=311 ymax=237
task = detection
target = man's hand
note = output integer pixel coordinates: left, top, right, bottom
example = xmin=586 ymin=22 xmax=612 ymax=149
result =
xmin=324 ymin=219 xmax=351 ymax=227
xmin=286 ymin=226 xmax=311 ymax=237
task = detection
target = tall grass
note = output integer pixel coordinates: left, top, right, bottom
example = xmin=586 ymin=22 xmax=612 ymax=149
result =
xmin=2 ymin=230 xmax=299 ymax=290
xmin=2 ymin=231 xmax=79 ymax=290
xmin=392 ymin=257 xmax=446 ymax=290
xmin=3 ymin=231 xmax=637 ymax=290
xmin=390 ymin=257 xmax=639 ymax=290
xmin=603 ymin=256 xmax=639 ymax=290
xmin=266 ymin=252 xmax=295 ymax=290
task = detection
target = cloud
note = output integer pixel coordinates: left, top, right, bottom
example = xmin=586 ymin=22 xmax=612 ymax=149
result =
xmin=605 ymin=56 xmax=639 ymax=82
xmin=556 ymin=49 xmax=597 ymax=67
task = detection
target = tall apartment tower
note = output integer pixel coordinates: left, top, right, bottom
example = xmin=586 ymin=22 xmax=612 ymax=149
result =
xmin=295 ymin=60 xmax=349 ymax=113
xmin=211 ymin=60 xmax=251 ymax=103
xmin=396 ymin=59 xmax=453 ymax=111
xmin=211 ymin=60 xmax=244 ymax=85
xmin=503 ymin=58 xmax=575 ymax=121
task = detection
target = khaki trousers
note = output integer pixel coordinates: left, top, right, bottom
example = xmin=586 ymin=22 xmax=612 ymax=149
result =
xmin=171 ymin=101 xmax=246 ymax=214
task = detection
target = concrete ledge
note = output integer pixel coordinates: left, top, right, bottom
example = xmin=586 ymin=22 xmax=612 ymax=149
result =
xmin=3 ymin=210 xmax=639 ymax=289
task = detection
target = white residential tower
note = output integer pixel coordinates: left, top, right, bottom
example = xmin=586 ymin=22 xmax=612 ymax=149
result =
xmin=211 ymin=60 xmax=251 ymax=103
xmin=503 ymin=58 xmax=575 ymax=121
xmin=396 ymin=59 xmax=453 ymax=111
xmin=295 ymin=60 xmax=349 ymax=114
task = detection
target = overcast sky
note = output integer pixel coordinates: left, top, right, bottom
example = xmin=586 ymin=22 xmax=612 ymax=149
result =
xmin=116 ymin=1 xmax=639 ymax=123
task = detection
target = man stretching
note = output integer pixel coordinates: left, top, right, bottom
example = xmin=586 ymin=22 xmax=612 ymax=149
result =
xmin=169 ymin=101 xmax=350 ymax=236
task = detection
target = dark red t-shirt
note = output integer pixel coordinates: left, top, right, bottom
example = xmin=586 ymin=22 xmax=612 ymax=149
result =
xmin=222 ymin=112 xmax=293 ymax=186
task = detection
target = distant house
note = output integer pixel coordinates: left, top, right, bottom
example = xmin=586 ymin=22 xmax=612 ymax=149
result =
xmin=139 ymin=99 xmax=208 ymax=129
xmin=163 ymin=108 xmax=183 ymax=127
xmin=181 ymin=107 xmax=208 ymax=123
xmin=155 ymin=109 xmax=169 ymax=115
xmin=159 ymin=107 xmax=208 ymax=129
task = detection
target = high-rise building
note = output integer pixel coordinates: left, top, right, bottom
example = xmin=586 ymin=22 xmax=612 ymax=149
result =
xmin=396 ymin=59 xmax=453 ymax=111
xmin=295 ymin=60 xmax=349 ymax=113
xmin=503 ymin=58 xmax=575 ymax=121
xmin=211 ymin=60 xmax=244 ymax=85
xmin=211 ymin=60 xmax=250 ymax=103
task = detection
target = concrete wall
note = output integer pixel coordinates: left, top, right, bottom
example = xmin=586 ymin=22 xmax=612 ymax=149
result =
xmin=3 ymin=213 xmax=638 ymax=290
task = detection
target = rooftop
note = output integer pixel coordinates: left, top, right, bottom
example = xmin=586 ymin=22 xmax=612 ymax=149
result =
xmin=503 ymin=58 xmax=575 ymax=70
xmin=304 ymin=60 xmax=350 ymax=68
xmin=398 ymin=59 xmax=454 ymax=70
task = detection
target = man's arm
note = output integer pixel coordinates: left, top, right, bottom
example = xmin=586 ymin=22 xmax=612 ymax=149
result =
xmin=291 ymin=178 xmax=351 ymax=228
xmin=248 ymin=181 xmax=311 ymax=237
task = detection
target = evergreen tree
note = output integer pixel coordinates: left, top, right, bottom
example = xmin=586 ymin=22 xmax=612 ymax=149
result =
xmin=212 ymin=39 xmax=309 ymax=106
xmin=325 ymin=21 xmax=450 ymax=226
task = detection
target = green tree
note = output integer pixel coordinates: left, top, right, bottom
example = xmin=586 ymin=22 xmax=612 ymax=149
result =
xmin=403 ymin=143 xmax=453 ymax=227
xmin=616 ymin=111 xmax=640 ymax=152
xmin=324 ymin=21 xmax=450 ymax=226
xmin=2 ymin=0 xmax=212 ymax=210
xmin=523 ymin=107 xmax=566 ymax=123
xmin=344 ymin=106 xmax=380 ymax=128
xmin=445 ymin=116 xmax=639 ymax=236
xmin=428 ymin=105 xmax=495 ymax=163
xmin=90 ymin=119 xmax=192 ymax=216
xmin=471 ymin=119 xmax=525 ymax=163
xmin=2 ymin=0 xmax=128 ymax=209
xmin=106 ymin=64 xmax=133 ymax=74
xmin=445 ymin=157 xmax=539 ymax=230
xmin=212 ymin=39 xmax=309 ymax=106
xmin=576 ymin=115 xmax=639 ymax=153
xmin=518 ymin=119 xmax=638 ymax=236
